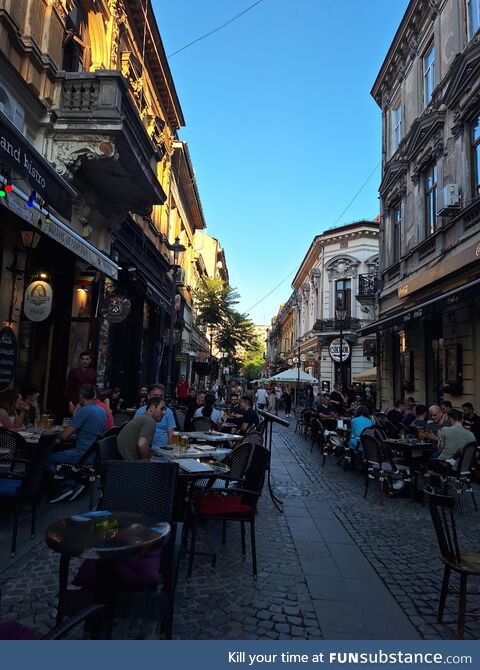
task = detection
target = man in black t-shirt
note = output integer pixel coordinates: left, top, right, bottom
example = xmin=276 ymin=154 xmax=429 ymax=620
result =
xmin=237 ymin=397 xmax=260 ymax=434
xmin=184 ymin=390 xmax=205 ymax=431
xmin=387 ymin=399 xmax=406 ymax=427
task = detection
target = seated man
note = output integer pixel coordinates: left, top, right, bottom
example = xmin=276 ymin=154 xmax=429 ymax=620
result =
xmin=237 ymin=396 xmax=260 ymax=435
xmin=411 ymin=404 xmax=428 ymax=432
xmin=462 ymin=402 xmax=480 ymax=442
xmin=425 ymin=404 xmax=450 ymax=441
xmin=428 ymin=409 xmax=476 ymax=476
xmin=48 ymin=384 xmax=107 ymax=501
xmin=386 ymin=399 xmax=406 ymax=428
xmin=401 ymin=397 xmax=416 ymax=428
xmin=317 ymin=394 xmax=337 ymax=420
xmin=117 ymin=398 xmax=166 ymax=460
xmin=135 ymin=384 xmax=176 ymax=450
xmin=184 ymin=390 xmax=206 ymax=431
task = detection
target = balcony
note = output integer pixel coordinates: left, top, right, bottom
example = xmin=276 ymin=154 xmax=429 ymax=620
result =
xmin=51 ymin=71 xmax=166 ymax=218
xmin=356 ymin=274 xmax=378 ymax=310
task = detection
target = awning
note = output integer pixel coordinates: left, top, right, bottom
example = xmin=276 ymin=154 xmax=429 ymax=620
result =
xmin=1 ymin=186 xmax=118 ymax=279
xmin=352 ymin=367 xmax=377 ymax=383
xmin=358 ymin=277 xmax=480 ymax=336
xmin=146 ymin=282 xmax=171 ymax=313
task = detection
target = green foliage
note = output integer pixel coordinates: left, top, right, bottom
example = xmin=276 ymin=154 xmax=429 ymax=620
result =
xmin=240 ymin=338 xmax=265 ymax=381
xmin=216 ymin=310 xmax=256 ymax=357
xmin=193 ymin=277 xmax=239 ymax=327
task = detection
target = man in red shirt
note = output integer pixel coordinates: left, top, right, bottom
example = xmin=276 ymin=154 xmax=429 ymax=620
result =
xmin=175 ymin=375 xmax=189 ymax=401
xmin=66 ymin=351 xmax=97 ymax=414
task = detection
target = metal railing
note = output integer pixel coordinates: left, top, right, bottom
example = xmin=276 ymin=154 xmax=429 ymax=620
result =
xmin=357 ymin=274 xmax=379 ymax=296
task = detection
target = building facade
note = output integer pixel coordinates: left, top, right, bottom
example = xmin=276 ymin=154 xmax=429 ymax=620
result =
xmin=0 ymin=0 xmax=214 ymax=412
xmin=267 ymin=221 xmax=379 ymax=389
xmin=367 ymin=0 xmax=480 ymax=410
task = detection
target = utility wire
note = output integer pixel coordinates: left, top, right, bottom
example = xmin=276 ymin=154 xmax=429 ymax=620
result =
xmin=168 ymin=0 xmax=266 ymax=58
xmin=245 ymin=160 xmax=382 ymax=315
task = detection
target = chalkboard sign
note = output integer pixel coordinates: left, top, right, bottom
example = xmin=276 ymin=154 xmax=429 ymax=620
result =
xmin=0 ymin=326 xmax=17 ymax=392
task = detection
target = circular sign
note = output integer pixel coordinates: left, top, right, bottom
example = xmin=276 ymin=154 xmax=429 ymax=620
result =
xmin=328 ymin=337 xmax=351 ymax=363
xmin=0 ymin=326 xmax=17 ymax=392
xmin=104 ymin=295 xmax=131 ymax=323
xmin=24 ymin=280 xmax=53 ymax=322
xmin=300 ymin=354 xmax=307 ymax=362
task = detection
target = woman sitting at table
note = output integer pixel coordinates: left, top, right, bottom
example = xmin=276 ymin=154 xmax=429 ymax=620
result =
xmin=194 ymin=392 xmax=223 ymax=427
xmin=348 ymin=405 xmax=373 ymax=452
xmin=0 ymin=389 xmax=29 ymax=430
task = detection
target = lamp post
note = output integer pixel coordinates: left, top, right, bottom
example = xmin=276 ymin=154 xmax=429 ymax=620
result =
xmin=291 ymin=342 xmax=306 ymax=407
xmin=335 ymin=303 xmax=347 ymax=389
xmin=165 ymin=236 xmax=186 ymax=403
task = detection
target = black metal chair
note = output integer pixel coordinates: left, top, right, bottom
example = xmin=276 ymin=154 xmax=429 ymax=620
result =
xmin=310 ymin=417 xmax=324 ymax=453
xmin=384 ymin=419 xmax=401 ymax=439
xmin=360 ymin=433 xmax=399 ymax=505
xmin=0 ymin=433 xmax=57 ymax=556
xmin=56 ymin=460 xmax=181 ymax=639
xmin=174 ymin=409 xmax=186 ymax=431
xmin=0 ymin=428 xmax=27 ymax=469
xmin=424 ymin=489 xmax=480 ymax=638
xmin=113 ymin=411 xmax=133 ymax=428
xmin=187 ymin=442 xmax=270 ymax=580
xmin=192 ymin=416 xmax=217 ymax=432
xmin=425 ymin=443 xmax=479 ymax=513
xmin=52 ymin=438 xmax=102 ymax=508
xmin=102 ymin=426 xmax=121 ymax=438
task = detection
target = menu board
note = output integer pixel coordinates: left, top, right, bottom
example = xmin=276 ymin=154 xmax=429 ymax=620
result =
xmin=0 ymin=326 xmax=17 ymax=392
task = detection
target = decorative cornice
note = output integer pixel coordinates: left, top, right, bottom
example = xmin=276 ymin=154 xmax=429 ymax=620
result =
xmin=404 ymin=109 xmax=446 ymax=161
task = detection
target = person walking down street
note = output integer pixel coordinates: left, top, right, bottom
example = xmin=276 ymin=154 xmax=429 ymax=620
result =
xmin=175 ymin=375 xmax=189 ymax=403
xmin=274 ymin=386 xmax=282 ymax=415
xmin=66 ymin=351 xmax=97 ymax=415
xmin=283 ymin=387 xmax=292 ymax=417
xmin=304 ymin=387 xmax=314 ymax=409
xmin=117 ymin=398 xmax=166 ymax=461
xmin=267 ymin=387 xmax=276 ymax=413
xmin=255 ymin=385 xmax=268 ymax=410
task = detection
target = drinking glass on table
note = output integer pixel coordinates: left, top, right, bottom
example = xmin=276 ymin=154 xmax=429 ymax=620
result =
xmin=172 ymin=431 xmax=180 ymax=445
xmin=41 ymin=414 xmax=49 ymax=429
xmin=179 ymin=435 xmax=189 ymax=452
xmin=418 ymin=429 xmax=425 ymax=442
xmin=34 ymin=416 xmax=43 ymax=432
xmin=46 ymin=415 xmax=54 ymax=430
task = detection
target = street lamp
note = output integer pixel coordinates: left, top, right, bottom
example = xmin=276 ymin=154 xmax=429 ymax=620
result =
xmin=165 ymin=236 xmax=186 ymax=403
xmin=335 ymin=303 xmax=347 ymax=389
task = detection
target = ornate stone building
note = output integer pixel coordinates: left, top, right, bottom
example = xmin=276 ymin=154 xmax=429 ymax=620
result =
xmin=267 ymin=221 xmax=379 ymax=389
xmin=364 ymin=0 xmax=480 ymax=409
xmin=0 ymin=0 xmax=211 ymax=411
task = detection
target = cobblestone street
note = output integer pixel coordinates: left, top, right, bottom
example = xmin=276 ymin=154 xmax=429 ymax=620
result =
xmin=0 ymin=420 xmax=479 ymax=640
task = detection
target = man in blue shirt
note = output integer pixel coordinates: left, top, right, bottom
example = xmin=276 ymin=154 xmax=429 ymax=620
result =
xmin=48 ymin=383 xmax=107 ymax=501
xmin=135 ymin=383 xmax=176 ymax=450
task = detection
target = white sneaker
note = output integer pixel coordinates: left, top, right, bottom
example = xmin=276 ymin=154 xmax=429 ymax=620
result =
xmin=49 ymin=488 xmax=74 ymax=503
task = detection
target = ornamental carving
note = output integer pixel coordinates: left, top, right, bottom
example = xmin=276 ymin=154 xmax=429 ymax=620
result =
xmin=326 ymin=257 xmax=360 ymax=280
xmin=109 ymin=0 xmax=127 ymax=68
xmin=410 ymin=131 xmax=444 ymax=184
xmin=51 ymin=135 xmax=118 ymax=179
xmin=53 ymin=0 xmax=69 ymax=20
xmin=384 ymin=176 xmax=407 ymax=210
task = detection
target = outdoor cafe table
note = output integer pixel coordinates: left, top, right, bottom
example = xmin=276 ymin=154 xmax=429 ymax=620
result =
xmin=181 ymin=431 xmax=243 ymax=443
xmin=384 ymin=438 xmax=435 ymax=496
xmin=45 ymin=512 xmax=170 ymax=638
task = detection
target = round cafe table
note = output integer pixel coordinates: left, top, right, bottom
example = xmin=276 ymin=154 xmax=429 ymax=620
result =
xmin=46 ymin=512 xmax=170 ymax=638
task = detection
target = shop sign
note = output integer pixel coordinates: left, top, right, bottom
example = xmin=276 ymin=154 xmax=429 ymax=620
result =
xmin=0 ymin=110 xmax=75 ymax=218
xmin=103 ymin=295 xmax=131 ymax=323
xmin=0 ymin=326 xmax=17 ymax=392
xmin=175 ymin=354 xmax=188 ymax=362
xmin=23 ymin=280 xmax=53 ymax=322
xmin=328 ymin=338 xmax=351 ymax=363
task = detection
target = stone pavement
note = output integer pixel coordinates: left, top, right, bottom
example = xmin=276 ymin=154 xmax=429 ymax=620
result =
xmin=0 ymin=420 xmax=478 ymax=639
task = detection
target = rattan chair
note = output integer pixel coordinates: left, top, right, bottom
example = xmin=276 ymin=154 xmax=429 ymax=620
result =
xmin=360 ymin=433 xmax=398 ymax=505
xmin=425 ymin=489 xmax=480 ymax=638
xmin=113 ymin=411 xmax=133 ymax=428
xmin=192 ymin=416 xmax=217 ymax=432
xmin=56 ymin=460 xmax=181 ymax=639
xmin=0 ymin=433 xmax=57 ymax=556
xmin=425 ymin=443 xmax=479 ymax=513
xmin=0 ymin=428 xmax=26 ymax=469
xmin=174 ymin=409 xmax=186 ymax=431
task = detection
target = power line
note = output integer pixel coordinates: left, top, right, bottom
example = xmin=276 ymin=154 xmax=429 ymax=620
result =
xmin=168 ymin=0 xmax=266 ymax=58
xmin=245 ymin=160 xmax=382 ymax=316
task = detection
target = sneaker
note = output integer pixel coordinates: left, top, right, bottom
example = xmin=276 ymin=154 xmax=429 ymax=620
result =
xmin=69 ymin=484 xmax=86 ymax=501
xmin=49 ymin=488 xmax=74 ymax=503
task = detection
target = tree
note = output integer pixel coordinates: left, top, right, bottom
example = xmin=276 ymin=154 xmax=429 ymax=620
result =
xmin=240 ymin=338 xmax=265 ymax=381
xmin=215 ymin=310 xmax=256 ymax=358
xmin=193 ymin=277 xmax=239 ymax=329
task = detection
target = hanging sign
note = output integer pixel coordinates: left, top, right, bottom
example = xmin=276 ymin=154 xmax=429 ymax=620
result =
xmin=24 ymin=280 xmax=53 ymax=322
xmin=328 ymin=337 xmax=351 ymax=363
xmin=0 ymin=326 xmax=17 ymax=391
xmin=103 ymin=295 xmax=131 ymax=323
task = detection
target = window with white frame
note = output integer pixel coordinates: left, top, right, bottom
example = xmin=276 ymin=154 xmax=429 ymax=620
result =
xmin=391 ymin=102 xmax=402 ymax=154
xmin=392 ymin=204 xmax=402 ymax=262
xmin=467 ymin=0 xmax=480 ymax=40
xmin=425 ymin=163 xmax=438 ymax=237
xmin=423 ymin=43 xmax=436 ymax=107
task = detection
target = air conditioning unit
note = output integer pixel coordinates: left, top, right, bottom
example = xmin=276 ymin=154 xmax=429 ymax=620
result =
xmin=437 ymin=184 xmax=460 ymax=216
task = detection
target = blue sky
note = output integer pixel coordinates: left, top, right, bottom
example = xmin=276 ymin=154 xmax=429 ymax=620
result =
xmin=155 ymin=0 xmax=409 ymax=324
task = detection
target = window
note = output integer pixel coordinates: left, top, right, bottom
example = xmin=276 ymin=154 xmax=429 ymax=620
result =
xmin=423 ymin=43 xmax=436 ymax=106
xmin=392 ymin=204 xmax=402 ymax=262
xmin=391 ymin=103 xmax=402 ymax=153
xmin=62 ymin=3 xmax=88 ymax=72
xmin=425 ymin=164 xmax=438 ymax=236
xmin=472 ymin=115 xmax=480 ymax=195
xmin=467 ymin=0 xmax=480 ymax=40
xmin=335 ymin=279 xmax=351 ymax=319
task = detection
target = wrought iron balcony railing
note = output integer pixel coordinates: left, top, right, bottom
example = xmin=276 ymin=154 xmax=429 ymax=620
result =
xmin=357 ymin=274 xmax=379 ymax=297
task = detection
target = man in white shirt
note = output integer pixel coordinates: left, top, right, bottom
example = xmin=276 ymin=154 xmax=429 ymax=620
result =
xmin=255 ymin=386 xmax=269 ymax=410
xmin=275 ymin=386 xmax=282 ymax=415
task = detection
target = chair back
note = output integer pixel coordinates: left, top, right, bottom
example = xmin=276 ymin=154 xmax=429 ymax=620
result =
xmin=327 ymin=433 xmax=346 ymax=450
xmin=103 ymin=426 xmax=120 ymax=438
xmin=21 ymin=434 xmax=57 ymax=499
xmin=405 ymin=424 xmax=419 ymax=438
xmin=102 ymin=460 xmax=178 ymax=522
xmin=113 ymin=411 xmax=133 ymax=427
xmin=241 ymin=443 xmax=270 ymax=508
xmin=301 ymin=409 xmax=314 ymax=426
xmin=310 ymin=417 xmax=321 ymax=440
xmin=360 ymin=433 xmax=384 ymax=466
xmin=97 ymin=435 xmax=121 ymax=475
xmin=455 ymin=441 xmax=479 ymax=476
xmin=0 ymin=429 xmax=26 ymax=465
xmin=384 ymin=420 xmax=400 ymax=439
xmin=174 ymin=409 xmax=186 ymax=431
xmin=424 ymin=489 xmax=460 ymax=566
xmin=222 ymin=441 xmax=255 ymax=481
xmin=192 ymin=416 xmax=216 ymax=432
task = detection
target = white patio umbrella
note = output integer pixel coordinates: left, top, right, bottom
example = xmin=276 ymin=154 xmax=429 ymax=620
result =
xmin=268 ymin=368 xmax=318 ymax=383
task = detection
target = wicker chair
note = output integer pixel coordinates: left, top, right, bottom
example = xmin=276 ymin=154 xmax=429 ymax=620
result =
xmin=187 ymin=441 xmax=269 ymax=580
xmin=425 ymin=490 xmax=480 ymax=638
xmin=192 ymin=416 xmax=217 ymax=432
xmin=174 ymin=409 xmax=186 ymax=431
xmin=56 ymin=460 xmax=181 ymax=639
xmin=113 ymin=411 xmax=133 ymax=428
xmin=0 ymin=433 xmax=57 ymax=556
xmin=0 ymin=428 xmax=26 ymax=469
xmin=360 ymin=433 xmax=397 ymax=505
xmin=425 ymin=442 xmax=479 ymax=513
